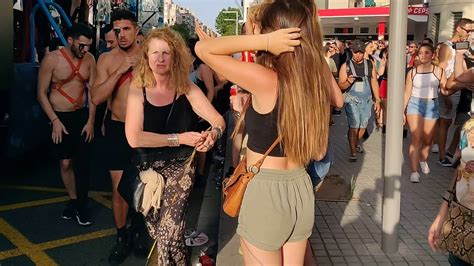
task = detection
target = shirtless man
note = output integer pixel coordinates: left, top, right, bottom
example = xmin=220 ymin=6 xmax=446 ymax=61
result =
xmin=91 ymin=10 xmax=144 ymax=264
xmin=104 ymin=23 xmax=118 ymax=50
xmin=37 ymin=23 xmax=96 ymax=226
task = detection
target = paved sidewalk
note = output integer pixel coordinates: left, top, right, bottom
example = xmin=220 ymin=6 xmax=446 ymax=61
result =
xmin=218 ymin=113 xmax=453 ymax=265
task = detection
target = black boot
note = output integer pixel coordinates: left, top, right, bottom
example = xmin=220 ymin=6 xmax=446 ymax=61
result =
xmin=130 ymin=212 xmax=152 ymax=258
xmin=108 ymin=228 xmax=131 ymax=265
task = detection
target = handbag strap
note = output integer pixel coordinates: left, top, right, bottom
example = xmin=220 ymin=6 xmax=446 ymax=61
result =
xmin=248 ymin=135 xmax=282 ymax=173
xmin=231 ymin=95 xmax=251 ymax=139
xmin=444 ymin=170 xmax=459 ymax=204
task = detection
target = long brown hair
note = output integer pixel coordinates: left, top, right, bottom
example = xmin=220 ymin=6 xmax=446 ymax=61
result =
xmin=258 ymin=0 xmax=330 ymax=165
xmin=132 ymin=27 xmax=192 ymax=94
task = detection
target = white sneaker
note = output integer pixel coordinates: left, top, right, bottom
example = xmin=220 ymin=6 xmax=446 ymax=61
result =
xmin=419 ymin=161 xmax=430 ymax=174
xmin=410 ymin=172 xmax=420 ymax=183
xmin=431 ymin=144 xmax=439 ymax=153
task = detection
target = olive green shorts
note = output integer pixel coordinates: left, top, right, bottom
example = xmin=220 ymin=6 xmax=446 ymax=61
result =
xmin=237 ymin=167 xmax=315 ymax=251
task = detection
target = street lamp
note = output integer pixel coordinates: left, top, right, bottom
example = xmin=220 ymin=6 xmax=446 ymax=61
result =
xmin=223 ymin=10 xmax=240 ymax=35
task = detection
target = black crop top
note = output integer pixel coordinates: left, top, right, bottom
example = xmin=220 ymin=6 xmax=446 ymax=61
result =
xmin=245 ymin=101 xmax=284 ymax=157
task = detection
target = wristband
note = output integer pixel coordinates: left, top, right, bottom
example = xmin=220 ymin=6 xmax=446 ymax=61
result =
xmin=265 ymin=34 xmax=269 ymax=52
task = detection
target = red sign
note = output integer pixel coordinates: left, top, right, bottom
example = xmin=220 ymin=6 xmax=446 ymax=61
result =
xmin=378 ymin=22 xmax=385 ymax=40
xmin=408 ymin=7 xmax=428 ymax=15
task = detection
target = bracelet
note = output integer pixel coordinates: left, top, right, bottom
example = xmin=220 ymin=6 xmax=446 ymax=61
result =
xmin=50 ymin=117 xmax=59 ymax=125
xmin=233 ymin=111 xmax=241 ymax=119
xmin=167 ymin=133 xmax=179 ymax=147
xmin=212 ymin=126 xmax=223 ymax=139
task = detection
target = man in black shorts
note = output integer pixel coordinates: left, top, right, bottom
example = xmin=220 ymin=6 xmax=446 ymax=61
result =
xmin=92 ymin=10 xmax=146 ymax=264
xmin=37 ymin=23 xmax=96 ymax=226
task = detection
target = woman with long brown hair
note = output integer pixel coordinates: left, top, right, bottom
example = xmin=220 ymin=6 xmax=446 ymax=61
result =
xmin=124 ymin=28 xmax=225 ymax=264
xmin=403 ymin=43 xmax=447 ymax=183
xmin=196 ymin=0 xmax=333 ymax=264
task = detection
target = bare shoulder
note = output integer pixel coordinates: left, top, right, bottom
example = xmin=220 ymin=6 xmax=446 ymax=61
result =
xmin=84 ymin=52 xmax=96 ymax=63
xmin=97 ymin=51 xmax=113 ymax=65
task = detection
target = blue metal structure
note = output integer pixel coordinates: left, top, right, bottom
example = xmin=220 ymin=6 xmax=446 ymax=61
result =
xmin=29 ymin=0 xmax=72 ymax=62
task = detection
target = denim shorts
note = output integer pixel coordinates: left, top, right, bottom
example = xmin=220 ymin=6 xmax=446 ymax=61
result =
xmin=344 ymin=98 xmax=373 ymax=129
xmin=406 ymin=97 xmax=439 ymax=119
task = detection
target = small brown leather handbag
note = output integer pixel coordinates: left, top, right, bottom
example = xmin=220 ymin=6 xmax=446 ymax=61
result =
xmin=222 ymin=136 xmax=281 ymax=217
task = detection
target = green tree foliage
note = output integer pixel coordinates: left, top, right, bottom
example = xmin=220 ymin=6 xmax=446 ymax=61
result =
xmin=215 ymin=7 xmax=241 ymax=36
xmin=171 ymin=23 xmax=193 ymax=40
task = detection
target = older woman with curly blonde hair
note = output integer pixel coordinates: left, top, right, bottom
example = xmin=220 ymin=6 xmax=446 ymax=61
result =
xmin=124 ymin=27 xmax=225 ymax=265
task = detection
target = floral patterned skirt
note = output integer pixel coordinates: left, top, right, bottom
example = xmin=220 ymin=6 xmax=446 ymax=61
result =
xmin=137 ymin=151 xmax=195 ymax=266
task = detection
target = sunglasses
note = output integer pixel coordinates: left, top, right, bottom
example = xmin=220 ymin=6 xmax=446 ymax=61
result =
xmin=460 ymin=26 xmax=472 ymax=33
xmin=78 ymin=43 xmax=91 ymax=50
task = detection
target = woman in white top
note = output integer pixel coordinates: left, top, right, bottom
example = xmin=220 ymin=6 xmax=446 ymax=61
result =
xmin=403 ymin=43 xmax=447 ymax=183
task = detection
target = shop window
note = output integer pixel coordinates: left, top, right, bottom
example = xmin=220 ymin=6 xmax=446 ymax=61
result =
xmin=360 ymin=27 xmax=369 ymax=34
xmin=431 ymin=13 xmax=440 ymax=44
xmin=452 ymin=12 xmax=463 ymax=33
xmin=365 ymin=0 xmax=376 ymax=7
xmin=335 ymin=28 xmax=353 ymax=34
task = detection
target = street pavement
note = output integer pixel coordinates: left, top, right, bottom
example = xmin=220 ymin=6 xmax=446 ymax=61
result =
xmin=217 ymin=112 xmax=453 ymax=265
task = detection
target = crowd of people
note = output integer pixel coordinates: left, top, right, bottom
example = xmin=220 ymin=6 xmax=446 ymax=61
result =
xmin=33 ymin=0 xmax=473 ymax=264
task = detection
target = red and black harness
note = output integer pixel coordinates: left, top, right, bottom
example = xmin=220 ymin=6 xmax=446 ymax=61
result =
xmin=51 ymin=48 xmax=86 ymax=110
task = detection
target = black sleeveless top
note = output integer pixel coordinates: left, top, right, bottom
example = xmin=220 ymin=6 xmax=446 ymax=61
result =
xmin=142 ymin=88 xmax=194 ymax=134
xmin=245 ymin=101 xmax=284 ymax=157
xmin=135 ymin=88 xmax=195 ymax=157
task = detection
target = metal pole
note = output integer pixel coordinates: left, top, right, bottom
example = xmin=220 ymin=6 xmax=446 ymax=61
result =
xmin=382 ymin=0 xmax=408 ymax=254
xmin=235 ymin=12 xmax=238 ymax=35
xmin=0 ymin=0 xmax=13 ymax=94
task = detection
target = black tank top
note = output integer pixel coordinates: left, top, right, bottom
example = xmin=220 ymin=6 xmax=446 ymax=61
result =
xmin=142 ymin=88 xmax=194 ymax=134
xmin=245 ymin=101 xmax=284 ymax=157
xmin=133 ymin=88 xmax=195 ymax=160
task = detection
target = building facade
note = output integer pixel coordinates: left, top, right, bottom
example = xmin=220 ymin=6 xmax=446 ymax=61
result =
xmin=139 ymin=0 xmax=164 ymax=31
xmin=427 ymin=0 xmax=473 ymax=43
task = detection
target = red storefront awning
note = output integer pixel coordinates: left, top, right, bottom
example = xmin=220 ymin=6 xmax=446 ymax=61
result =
xmin=318 ymin=6 xmax=428 ymax=18
xmin=318 ymin=7 xmax=390 ymax=18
